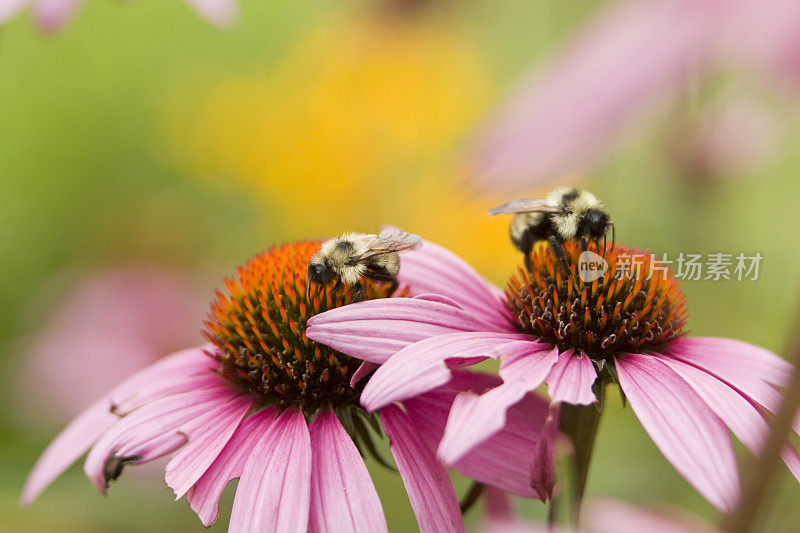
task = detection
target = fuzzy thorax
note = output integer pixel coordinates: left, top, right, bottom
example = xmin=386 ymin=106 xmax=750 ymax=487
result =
xmin=505 ymin=241 xmax=688 ymax=362
xmin=203 ymin=241 xmax=395 ymax=415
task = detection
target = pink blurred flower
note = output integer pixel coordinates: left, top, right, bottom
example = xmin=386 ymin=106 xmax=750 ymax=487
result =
xmin=0 ymin=0 xmax=238 ymax=31
xmin=23 ymin=242 xmax=555 ymax=532
xmin=469 ymin=0 xmax=800 ymax=191
xmin=307 ymin=239 xmax=800 ymax=513
xmin=668 ymin=92 xmax=780 ymax=182
xmin=16 ymin=265 xmax=206 ymax=422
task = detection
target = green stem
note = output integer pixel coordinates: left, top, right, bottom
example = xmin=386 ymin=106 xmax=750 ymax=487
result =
xmin=557 ymin=389 xmax=604 ymax=525
xmin=547 ymin=493 xmax=559 ymax=529
xmin=459 ymin=481 xmax=484 ymax=516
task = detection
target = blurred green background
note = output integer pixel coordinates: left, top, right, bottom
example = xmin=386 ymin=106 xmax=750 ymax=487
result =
xmin=2 ymin=0 xmax=800 ymax=531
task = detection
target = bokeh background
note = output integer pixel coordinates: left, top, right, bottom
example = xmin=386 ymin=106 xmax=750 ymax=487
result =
xmin=2 ymin=0 xmax=800 ymax=531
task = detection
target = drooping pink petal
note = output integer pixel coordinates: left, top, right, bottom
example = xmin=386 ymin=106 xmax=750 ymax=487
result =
xmin=21 ymin=347 xmax=213 ymax=506
xmin=660 ymin=341 xmax=787 ymax=421
xmin=21 ymin=399 xmax=118 ymax=506
xmin=306 ymin=297 xmax=500 ymax=364
xmin=616 ymin=353 xmax=740 ymax=512
xmin=186 ymin=407 xmax=278 ymax=527
xmin=183 ymin=0 xmax=238 ymax=27
xmin=529 ymin=422 xmax=557 ymax=502
xmin=437 ymin=348 xmax=558 ymax=464
xmin=351 ymin=361 xmax=379 ymax=388
xmin=34 ymin=0 xmax=82 ymax=31
xmin=165 ymin=392 xmax=254 ymax=500
xmin=398 ymin=239 xmax=512 ymax=331
xmin=308 ymin=407 xmax=387 ymax=533
xmin=381 ymin=404 xmax=465 ymax=533
xmin=653 ymin=353 xmax=800 ymax=482
xmin=360 ymin=332 xmax=541 ymax=412
xmin=406 ymin=371 xmax=555 ymax=499
xmin=483 ymin=486 xmax=514 ymax=522
xmin=229 ymin=408 xmax=312 ymax=533
xmin=545 ymin=349 xmax=598 ymax=405
xmin=470 ymin=0 xmax=728 ymax=191
xmin=665 ymin=337 xmax=792 ymax=387
xmin=84 ymin=379 xmax=239 ymax=493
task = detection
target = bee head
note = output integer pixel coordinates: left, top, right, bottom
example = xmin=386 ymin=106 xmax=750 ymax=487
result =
xmin=307 ymin=259 xmax=334 ymax=286
xmin=583 ymin=208 xmax=609 ymax=240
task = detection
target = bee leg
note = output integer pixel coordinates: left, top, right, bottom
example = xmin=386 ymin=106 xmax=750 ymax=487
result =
xmin=580 ymin=237 xmax=588 ymax=252
xmin=350 ymin=282 xmax=366 ymax=304
xmin=547 ymin=236 xmax=570 ymax=276
xmin=522 ymin=247 xmax=533 ymax=272
xmin=331 ymin=280 xmax=344 ymax=295
xmin=364 ymin=271 xmax=399 ymax=296
xmin=548 ymin=235 xmax=579 ymax=291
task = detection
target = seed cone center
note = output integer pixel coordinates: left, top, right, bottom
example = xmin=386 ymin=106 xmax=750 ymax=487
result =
xmin=505 ymin=241 xmax=688 ymax=362
xmin=203 ymin=241 xmax=395 ymax=415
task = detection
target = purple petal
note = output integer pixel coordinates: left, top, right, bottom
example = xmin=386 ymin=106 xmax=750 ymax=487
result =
xmin=21 ymin=347 xmax=213 ymax=505
xmin=350 ymin=361 xmax=379 ymax=388
xmin=21 ymin=399 xmax=118 ymax=506
xmin=545 ymin=349 xmax=598 ymax=405
xmin=360 ymin=332 xmax=539 ymax=411
xmin=183 ymin=0 xmax=238 ymax=27
xmin=381 ymin=405 xmax=465 ymax=533
xmin=186 ymin=408 xmax=278 ymax=527
xmin=616 ymin=353 xmax=740 ymax=512
xmin=398 ymin=239 xmax=512 ymax=332
xmin=229 ymin=408 xmax=312 ymax=533
xmin=666 ymin=337 xmax=791 ymax=387
xmin=165 ymin=393 xmax=254 ymax=500
xmin=308 ymin=407 xmax=387 ymax=533
xmin=35 ymin=0 xmax=82 ymax=31
xmin=660 ymin=341 xmax=786 ymax=418
xmin=470 ymin=0 xmax=727 ymax=190
xmin=406 ymin=371 xmax=555 ymax=499
xmin=529 ymin=420 xmax=557 ymax=502
xmin=84 ymin=379 xmax=238 ymax=492
xmin=653 ymin=353 xmax=800 ymax=483
xmin=437 ymin=348 xmax=558 ymax=464
xmin=307 ymin=297 xmax=500 ymax=364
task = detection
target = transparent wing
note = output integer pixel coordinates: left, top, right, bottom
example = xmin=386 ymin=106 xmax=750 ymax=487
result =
xmin=487 ymin=198 xmax=563 ymax=216
xmin=358 ymin=228 xmax=422 ymax=259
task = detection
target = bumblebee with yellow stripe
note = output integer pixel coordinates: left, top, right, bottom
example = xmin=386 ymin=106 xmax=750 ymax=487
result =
xmin=307 ymin=228 xmax=422 ymax=303
xmin=489 ymin=187 xmax=615 ymax=275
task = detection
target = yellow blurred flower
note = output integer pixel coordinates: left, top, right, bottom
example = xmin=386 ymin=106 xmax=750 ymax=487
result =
xmin=162 ymin=9 xmax=520 ymax=281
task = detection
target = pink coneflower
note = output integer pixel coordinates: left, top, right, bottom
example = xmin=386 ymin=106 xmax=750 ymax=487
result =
xmin=307 ymin=238 xmax=800 ymax=513
xmin=0 ymin=0 xmax=238 ymax=31
xmin=468 ymin=0 xmax=800 ymax=192
xmin=23 ymin=241 xmax=556 ymax=532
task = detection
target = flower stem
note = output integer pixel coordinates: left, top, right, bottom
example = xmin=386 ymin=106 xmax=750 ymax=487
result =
xmin=723 ymin=303 xmax=800 ymax=533
xmin=557 ymin=389 xmax=604 ymax=525
xmin=459 ymin=481 xmax=484 ymax=515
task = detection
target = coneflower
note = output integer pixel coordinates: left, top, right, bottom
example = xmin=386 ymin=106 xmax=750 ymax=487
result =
xmin=307 ymin=238 xmax=800 ymax=514
xmin=22 ymin=240 xmax=555 ymax=532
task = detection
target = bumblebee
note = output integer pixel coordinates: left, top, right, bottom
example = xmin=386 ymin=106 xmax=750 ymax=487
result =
xmin=307 ymin=228 xmax=422 ymax=303
xmin=488 ymin=187 xmax=614 ymax=274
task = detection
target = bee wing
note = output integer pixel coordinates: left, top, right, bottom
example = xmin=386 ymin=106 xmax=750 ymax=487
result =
xmin=487 ymin=198 xmax=563 ymax=216
xmin=358 ymin=228 xmax=423 ymax=259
